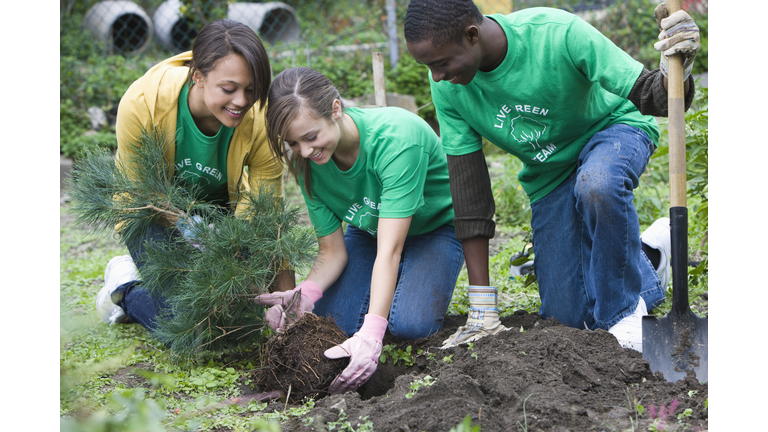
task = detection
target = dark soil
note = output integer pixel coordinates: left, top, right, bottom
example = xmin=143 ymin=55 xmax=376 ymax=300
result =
xmin=264 ymin=312 xmax=708 ymax=432
xmin=256 ymin=314 xmax=349 ymax=403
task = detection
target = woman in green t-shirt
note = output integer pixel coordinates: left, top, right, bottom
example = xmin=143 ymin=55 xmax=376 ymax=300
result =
xmin=95 ymin=20 xmax=292 ymax=336
xmin=255 ymin=67 xmax=464 ymax=394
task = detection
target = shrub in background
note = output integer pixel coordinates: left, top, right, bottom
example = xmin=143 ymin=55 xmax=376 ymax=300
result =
xmin=587 ymin=0 xmax=708 ymax=75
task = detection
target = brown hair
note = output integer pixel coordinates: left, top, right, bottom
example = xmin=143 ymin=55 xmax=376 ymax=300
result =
xmin=265 ymin=67 xmax=343 ymax=200
xmin=187 ymin=19 xmax=271 ymax=110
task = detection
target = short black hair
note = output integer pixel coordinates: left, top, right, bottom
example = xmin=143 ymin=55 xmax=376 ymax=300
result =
xmin=404 ymin=0 xmax=484 ymax=48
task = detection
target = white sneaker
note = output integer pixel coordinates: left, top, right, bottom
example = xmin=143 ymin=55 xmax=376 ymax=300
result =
xmin=95 ymin=255 xmax=138 ymax=325
xmin=641 ymin=217 xmax=671 ymax=289
xmin=608 ymin=297 xmax=647 ymax=353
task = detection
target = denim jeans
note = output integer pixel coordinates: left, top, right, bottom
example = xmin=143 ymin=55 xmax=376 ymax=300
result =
xmin=113 ymin=223 xmax=174 ymax=335
xmin=313 ymin=224 xmax=464 ymax=339
xmin=530 ymin=123 xmax=665 ymax=330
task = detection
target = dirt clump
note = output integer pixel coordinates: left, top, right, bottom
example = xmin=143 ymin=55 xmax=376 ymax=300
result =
xmin=256 ymin=314 xmax=349 ymax=403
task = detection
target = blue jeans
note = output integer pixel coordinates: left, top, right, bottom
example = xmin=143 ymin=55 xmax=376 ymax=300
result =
xmin=530 ymin=124 xmax=665 ymax=330
xmin=313 ymin=224 xmax=464 ymax=339
xmin=113 ymin=223 xmax=174 ymax=335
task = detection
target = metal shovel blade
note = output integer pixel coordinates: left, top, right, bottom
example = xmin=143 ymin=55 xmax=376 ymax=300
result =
xmin=642 ymin=208 xmax=708 ymax=383
xmin=642 ymin=311 xmax=708 ymax=382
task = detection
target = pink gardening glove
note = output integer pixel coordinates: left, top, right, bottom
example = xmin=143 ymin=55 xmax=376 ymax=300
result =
xmin=324 ymin=314 xmax=388 ymax=394
xmin=254 ymin=281 xmax=323 ymax=332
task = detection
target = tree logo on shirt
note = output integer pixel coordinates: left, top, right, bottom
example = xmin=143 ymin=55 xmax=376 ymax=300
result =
xmin=179 ymin=170 xmax=211 ymax=186
xmin=358 ymin=212 xmax=379 ymax=236
xmin=509 ymin=116 xmax=547 ymax=150
xmin=345 ymin=201 xmax=380 ymax=236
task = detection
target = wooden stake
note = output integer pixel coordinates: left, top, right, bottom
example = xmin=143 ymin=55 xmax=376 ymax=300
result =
xmin=372 ymin=52 xmax=386 ymax=107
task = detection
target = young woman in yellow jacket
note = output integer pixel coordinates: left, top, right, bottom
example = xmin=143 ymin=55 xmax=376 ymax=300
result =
xmin=95 ymin=19 xmax=292 ymax=334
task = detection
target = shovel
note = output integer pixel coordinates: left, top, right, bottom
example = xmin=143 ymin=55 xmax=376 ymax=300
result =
xmin=641 ymin=0 xmax=708 ymax=383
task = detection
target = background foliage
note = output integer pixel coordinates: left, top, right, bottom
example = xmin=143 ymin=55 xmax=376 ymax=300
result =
xmin=60 ymin=0 xmax=708 ymax=158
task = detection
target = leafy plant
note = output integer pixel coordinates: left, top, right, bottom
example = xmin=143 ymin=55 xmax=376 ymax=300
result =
xmin=385 ymin=52 xmax=436 ymax=120
xmin=405 ymin=375 xmax=436 ymax=399
xmin=467 ymin=342 xmax=479 ymax=361
xmin=179 ymin=0 xmax=229 ymax=28
xmin=326 ymin=410 xmax=374 ymax=432
xmin=448 ymin=415 xmax=481 ymax=432
xmin=61 ymin=131 xmax=118 ymax=161
xmin=379 ymin=344 xmax=418 ymax=367
xmin=625 ymin=385 xmax=647 ymax=428
xmin=60 ymin=389 xmax=168 ymax=432
xmin=60 ymin=51 xmax=149 ymax=158
xmin=491 ymin=157 xmax=532 ymax=227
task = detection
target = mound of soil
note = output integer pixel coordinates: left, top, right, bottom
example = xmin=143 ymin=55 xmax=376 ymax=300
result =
xmin=256 ymin=314 xmax=349 ymax=403
xmin=270 ymin=312 xmax=708 ymax=432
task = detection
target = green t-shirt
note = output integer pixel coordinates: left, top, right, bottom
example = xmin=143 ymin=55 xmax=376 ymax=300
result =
xmin=174 ymin=82 xmax=233 ymax=205
xmin=430 ymin=8 xmax=659 ymax=203
xmin=299 ymin=106 xmax=455 ymax=238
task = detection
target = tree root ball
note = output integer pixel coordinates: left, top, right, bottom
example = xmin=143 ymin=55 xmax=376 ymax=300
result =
xmin=256 ymin=313 xmax=349 ymax=403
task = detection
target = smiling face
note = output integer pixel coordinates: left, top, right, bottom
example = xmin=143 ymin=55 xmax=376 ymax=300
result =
xmin=189 ymin=53 xmax=254 ymax=135
xmin=283 ymin=100 xmax=343 ymax=166
xmin=406 ymin=33 xmax=483 ymax=86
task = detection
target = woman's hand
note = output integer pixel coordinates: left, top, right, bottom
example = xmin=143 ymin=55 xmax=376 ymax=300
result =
xmin=254 ymin=280 xmax=323 ymax=332
xmin=324 ymin=314 xmax=388 ymax=394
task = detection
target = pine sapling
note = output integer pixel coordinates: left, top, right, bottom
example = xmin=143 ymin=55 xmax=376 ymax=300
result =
xmin=67 ymin=129 xmax=317 ymax=356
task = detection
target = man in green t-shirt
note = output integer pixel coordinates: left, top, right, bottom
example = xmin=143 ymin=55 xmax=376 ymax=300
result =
xmin=404 ymin=0 xmax=701 ymax=352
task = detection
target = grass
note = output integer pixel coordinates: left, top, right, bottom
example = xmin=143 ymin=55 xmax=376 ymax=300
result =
xmin=60 ymin=128 xmax=708 ymax=429
xmin=60 ymin=207 xmax=292 ymax=431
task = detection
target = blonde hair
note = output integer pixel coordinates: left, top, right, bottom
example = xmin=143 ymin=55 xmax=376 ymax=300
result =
xmin=265 ymin=67 xmax=343 ymax=200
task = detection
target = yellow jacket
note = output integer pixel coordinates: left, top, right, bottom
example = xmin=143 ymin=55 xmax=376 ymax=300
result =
xmin=115 ymin=51 xmax=283 ymax=218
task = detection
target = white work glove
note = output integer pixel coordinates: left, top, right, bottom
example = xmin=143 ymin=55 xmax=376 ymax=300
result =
xmin=654 ymin=3 xmax=701 ymax=81
xmin=441 ymin=286 xmax=507 ymax=348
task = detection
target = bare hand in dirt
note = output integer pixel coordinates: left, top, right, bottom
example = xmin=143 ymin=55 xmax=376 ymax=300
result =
xmin=324 ymin=314 xmax=388 ymax=394
xmin=254 ymin=281 xmax=323 ymax=331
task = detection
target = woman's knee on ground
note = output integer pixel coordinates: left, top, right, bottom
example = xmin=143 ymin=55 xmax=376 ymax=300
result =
xmin=387 ymin=315 xmax=444 ymax=340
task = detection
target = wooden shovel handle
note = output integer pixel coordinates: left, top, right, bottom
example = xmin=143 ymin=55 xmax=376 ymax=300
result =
xmin=666 ymin=0 xmax=691 ymax=313
xmin=666 ymin=0 xmax=686 ymax=208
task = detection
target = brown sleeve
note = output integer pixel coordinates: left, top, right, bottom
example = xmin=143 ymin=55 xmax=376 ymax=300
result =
xmin=446 ymin=150 xmax=495 ymax=240
xmin=627 ymin=68 xmax=695 ymax=117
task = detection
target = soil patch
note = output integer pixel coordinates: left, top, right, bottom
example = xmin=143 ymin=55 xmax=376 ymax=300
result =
xmin=256 ymin=314 xmax=349 ymax=403
xmin=275 ymin=313 xmax=708 ymax=432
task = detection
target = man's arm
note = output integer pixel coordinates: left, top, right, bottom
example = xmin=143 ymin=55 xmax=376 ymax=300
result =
xmin=631 ymin=4 xmax=702 ymax=117
xmin=446 ymin=150 xmax=495 ymax=286
xmin=627 ymin=68 xmax=695 ymax=117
